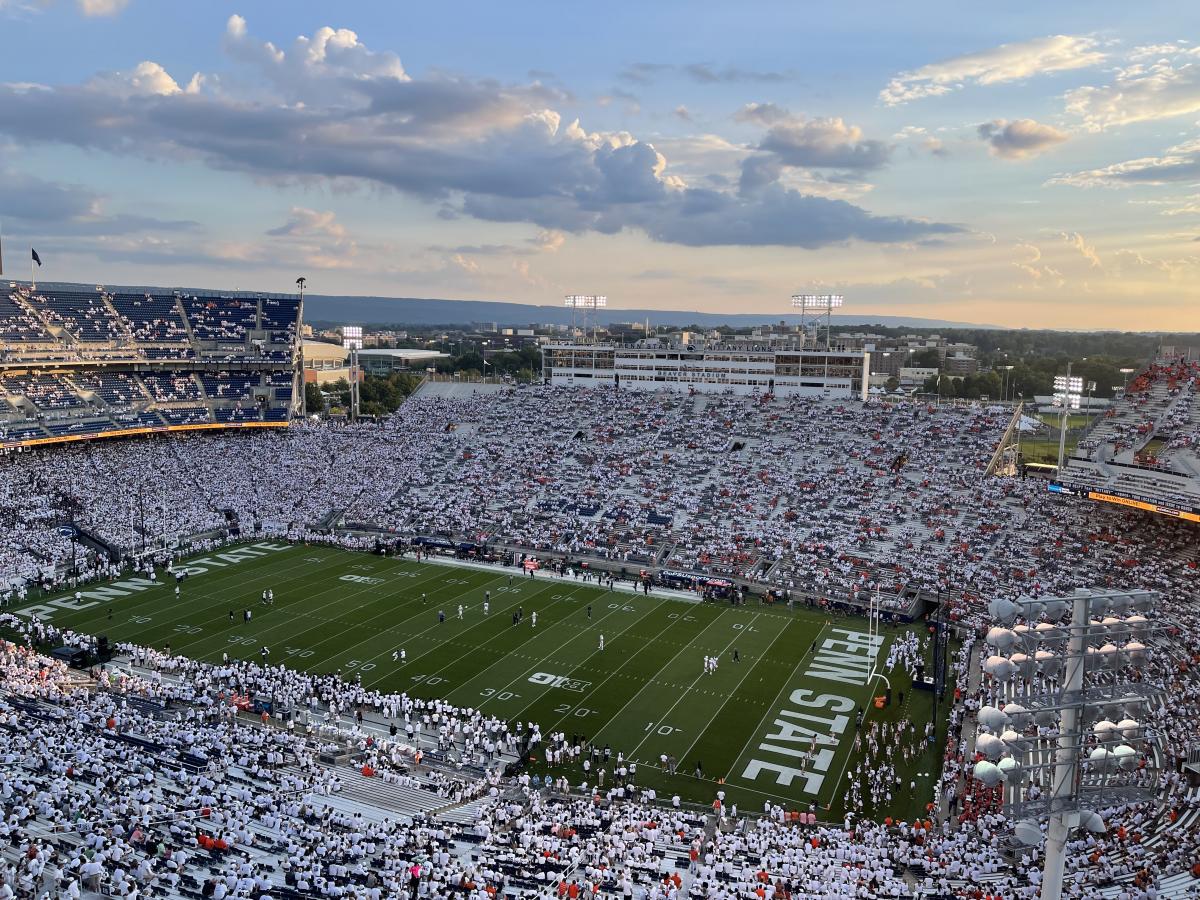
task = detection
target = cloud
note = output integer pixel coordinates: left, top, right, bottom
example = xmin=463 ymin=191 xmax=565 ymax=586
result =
xmin=922 ymin=137 xmax=948 ymax=158
xmin=87 ymin=60 xmax=202 ymax=98
xmin=756 ymin=115 xmax=891 ymax=169
xmin=880 ymin=34 xmax=1105 ymax=105
xmin=532 ymin=229 xmax=565 ymax=252
xmin=0 ymin=168 xmax=198 ymax=235
xmin=0 ymin=15 xmax=957 ymax=251
xmin=266 ymin=206 xmax=347 ymax=241
xmin=266 ymin=206 xmax=357 ymax=269
xmin=673 ymin=105 xmax=692 ymax=122
xmin=224 ymin=13 xmax=409 ymax=103
xmin=620 ymin=62 xmax=793 ymax=86
xmin=1060 ymin=231 xmax=1102 ymax=268
xmin=1114 ymin=247 xmax=1200 ymax=279
xmin=733 ymin=105 xmax=891 ymax=194
xmin=977 ymin=118 xmax=1068 ymax=159
xmin=1064 ymin=47 xmax=1200 ymax=130
xmin=1011 ymin=241 xmax=1065 ymax=288
xmin=77 ymin=0 xmax=128 ymax=15
xmin=1050 ymin=138 xmax=1200 ymax=187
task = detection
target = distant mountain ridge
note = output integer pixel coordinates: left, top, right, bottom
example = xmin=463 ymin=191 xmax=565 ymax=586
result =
xmin=303 ymin=294 xmax=997 ymax=329
xmin=10 ymin=280 xmax=995 ymax=329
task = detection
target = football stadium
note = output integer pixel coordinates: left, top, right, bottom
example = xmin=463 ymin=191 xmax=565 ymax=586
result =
xmin=0 ymin=279 xmax=1198 ymax=899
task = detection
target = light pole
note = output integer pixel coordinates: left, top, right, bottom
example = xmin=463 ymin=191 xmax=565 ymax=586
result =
xmin=1053 ymin=366 xmax=1082 ymax=474
xmin=296 ymin=277 xmax=307 ymax=416
xmin=342 ymin=325 xmax=363 ymax=422
xmin=1000 ymin=365 xmax=1015 ymax=403
xmin=565 ymin=295 xmax=607 ymax=343
xmin=791 ymin=294 xmax=845 ymax=386
xmin=982 ymin=589 xmax=1167 ymax=900
xmin=1118 ymin=367 xmax=1135 ymax=398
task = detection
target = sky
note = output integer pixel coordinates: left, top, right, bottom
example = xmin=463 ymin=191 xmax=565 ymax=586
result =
xmin=1 ymin=1 xmax=1199 ymax=329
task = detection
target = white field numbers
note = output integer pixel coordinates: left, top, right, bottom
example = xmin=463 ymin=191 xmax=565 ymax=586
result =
xmin=479 ymin=688 xmax=520 ymax=701
xmin=554 ymin=704 xmax=596 ymax=718
xmin=411 ymin=675 xmax=447 ymax=686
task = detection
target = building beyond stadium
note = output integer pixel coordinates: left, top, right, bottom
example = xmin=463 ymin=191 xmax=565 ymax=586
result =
xmin=543 ymin=340 xmax=870 ymax=399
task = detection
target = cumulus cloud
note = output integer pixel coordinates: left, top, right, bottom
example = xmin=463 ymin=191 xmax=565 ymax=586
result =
xmin=733 ymin=106 xmax=891 ymax=194
xmin=757 ymin=116 xmax=891 ymax=169
xmin=0 ymin=15 xmax=957 ymax=251
xmin=224 ymin=13 xmax=408 ymax=103
xmin=977 ymin=118 xmax=1068 ymax=159
xmin=1065 ymin=46 xmax=1200 ymax=130
xmin=87 ymin=60 xmax=202 ymax=98
xmin=1050 ymin=138 xmax=1200 ymax=187
xmin=880 ymin=34 xmax=1105 ymax=105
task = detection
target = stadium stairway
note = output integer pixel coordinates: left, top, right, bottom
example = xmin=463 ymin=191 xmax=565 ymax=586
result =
xmin=314 ymin=765 xmax=450 ymax=821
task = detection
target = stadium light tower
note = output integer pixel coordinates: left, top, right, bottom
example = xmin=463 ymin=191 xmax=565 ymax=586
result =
xmin=565 ymin=294 xmax=607 ymax=343
xmin=342 ymin=325 xmax=363 ymax=422
xmin=296 ymin=277 xmax=307 ymax=416
xmin=1052 ymin=364 xmax=1083 ymax=473
xmin=790 ymin=294 xmax=843 ymax=351
xmin=981 ymin=589 xmax=1169 ymax=900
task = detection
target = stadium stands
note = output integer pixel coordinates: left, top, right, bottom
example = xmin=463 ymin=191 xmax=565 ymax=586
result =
xmin=1062 ymin=358 xmax=1200 ymax=522
xmin=0 ymin=285 xmax=300 ymax=449
xmin=0 ymin=378 xmax=1198 ymax=896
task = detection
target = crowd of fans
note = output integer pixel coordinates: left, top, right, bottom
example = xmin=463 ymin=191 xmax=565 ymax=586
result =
xmin=0 ymin=383 xmax=1198 ymax=896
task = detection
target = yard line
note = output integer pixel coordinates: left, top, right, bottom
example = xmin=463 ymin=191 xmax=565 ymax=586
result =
xmin=536 ymin=599 xmax=685 ymax=735
xmin=426 ymin=584 xmax=614 ymax=704
xmin=263 ymin=568 xmax=518 ymax=661
xmin=56 ymin=547 xmax=438 ymax=648
xmin=588 ymin=609 xmax=731 ymax=748
xmin=490 ymin=595 xmax=670 ymax=724
xmin=625 ymin=613 xmax=760 ymax=761
xmin=166 ymin=557 xmax=464 ymax=657
xmin=348 ymin=578 xmax=570 ymax=683
xmin=21 ymin=545 xmax=316 ymax=631
xmin=723 ymin=621 xmax=831 ymax=784
xmin=674 ymin=616 xmax=793 ymax=766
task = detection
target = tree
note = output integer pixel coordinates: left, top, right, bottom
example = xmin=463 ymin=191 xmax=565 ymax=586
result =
xmin=329 ymin=377 xmax=351 ymax=409
xmin=885 ymin=376 xmax=900 ymax=392
xmin=303 ymin=382 xmax=324 ymax=414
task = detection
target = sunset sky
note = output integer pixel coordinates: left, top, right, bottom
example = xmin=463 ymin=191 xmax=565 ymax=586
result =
xmin=1 ymin=1 xmax=1199 ymax=329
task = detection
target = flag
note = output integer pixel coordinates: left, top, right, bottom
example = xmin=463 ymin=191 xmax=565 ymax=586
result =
xmin=31 ymin=248 xmax=42 ymax=267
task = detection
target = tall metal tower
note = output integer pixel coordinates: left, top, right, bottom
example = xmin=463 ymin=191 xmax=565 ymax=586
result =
xmin=342 ymin=324 xmax=363 ymax=422
xmin=565 ymin=294 xmax=607 ymax=342
xmin=979 ymin=588 xmax=1169 ymax=900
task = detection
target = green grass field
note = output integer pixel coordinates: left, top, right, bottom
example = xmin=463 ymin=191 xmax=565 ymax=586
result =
xmin=13 ymin=541 xmax=946 ymax=820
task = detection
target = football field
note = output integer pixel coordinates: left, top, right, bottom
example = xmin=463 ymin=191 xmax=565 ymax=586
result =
xmin=14 ymin=541 xmax=946 ymax=818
